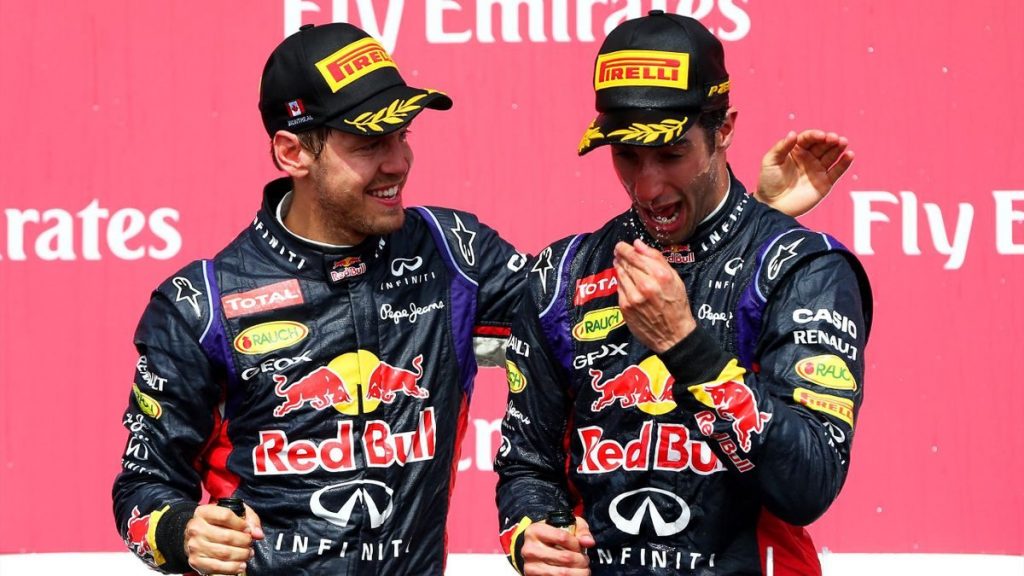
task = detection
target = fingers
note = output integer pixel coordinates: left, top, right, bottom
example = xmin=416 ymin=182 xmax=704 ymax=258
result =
xmin=827 ymin=149 xmax=855 ymax=185
xmin=243 ymin=504 xmax=265 ymax=540
xmin=186 ymin=505 xmax=256 ymax=575
xmin=795 ymin=130 xmax=849 ymax=167
xmin=522 ymin=523 xmax=591 ymax=574
xmin=186 ymin=534 xmax=251 ymax=576
xmin=190 ymin=557 xmax=249 ymax=576
xmin=762 ymin=130 xmax=798 ymax=169
xmin=193 ymin=506 xmax=248 ymax=531
xmin=814 ymin=136 xmax=847 ymax=171
xmin=614 ymin=239 xmax=667 ymax=271
xmin=574 ymin=516 xmax=596 ymax=548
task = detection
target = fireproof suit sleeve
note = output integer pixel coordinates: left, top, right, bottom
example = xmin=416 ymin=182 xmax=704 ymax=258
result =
xmin=472 ymin=221 xmax=528 ymax=366
xmin=660 ymin=252 xmax=869 ymax=526
xmin=420 ymin=207 xmax=526 ymax=367
xmin=493 ymin=243 xmax=576 ymax=572
xmin=112 ymin=282 xmax=223 ymax=573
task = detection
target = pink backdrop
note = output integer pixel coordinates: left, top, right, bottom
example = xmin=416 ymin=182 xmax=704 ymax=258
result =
xmin=1 ymin=0 xmax=1021 ymax=557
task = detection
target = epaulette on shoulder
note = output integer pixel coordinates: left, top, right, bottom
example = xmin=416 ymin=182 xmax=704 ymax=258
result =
xmin=153 ymin=260 xmax=217 ymax=338
xmin=412 ymin=206 xmax=483 ymax=282
xmin=532 ymin=234 xmax=587 ymax=318
xmin=751 ymin=228 xmax=846 ymax=303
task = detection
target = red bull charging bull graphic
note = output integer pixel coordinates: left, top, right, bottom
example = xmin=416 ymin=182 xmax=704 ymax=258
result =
xmin=124 ymin=507 xmax=152 ymax=560
xmin=688 ymin=359 xmax=771 ymax=454
xmin=366 ymin=354 xmax=427 ymax=402
xmin=272 ymin=351 xmax=428 ymax=417
xmin=273 ymin=366 xmax=354 ymax=416
xmin=589 ymin=356 xmax=676 ymax=416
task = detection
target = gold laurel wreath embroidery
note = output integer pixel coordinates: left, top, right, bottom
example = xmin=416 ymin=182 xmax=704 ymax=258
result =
xmin=344 ymin=93 xmax=431 ymax=133
xmin=578 ymin=122 xmax=605 ymax=153
xmin=607 ymin=118 xmax=688 ymax=145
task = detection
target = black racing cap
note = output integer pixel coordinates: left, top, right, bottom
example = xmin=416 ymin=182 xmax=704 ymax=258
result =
xmin=259 ymin=23 xmax=452 ymax=137
xmin=578 ymin=10 xmax=730 ymax=155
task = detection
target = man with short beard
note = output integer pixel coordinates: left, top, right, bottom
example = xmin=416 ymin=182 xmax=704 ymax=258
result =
xmin=495 ymin=11 xmax=872 ymax=576
xmin=112 ymin=21 xmax=855 ymax=575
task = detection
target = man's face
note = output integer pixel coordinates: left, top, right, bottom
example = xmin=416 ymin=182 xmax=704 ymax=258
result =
xmin=307 ymin=128 xmax=414 ymax=245
xmin=611 ymin=124 xmax=728 ymax=246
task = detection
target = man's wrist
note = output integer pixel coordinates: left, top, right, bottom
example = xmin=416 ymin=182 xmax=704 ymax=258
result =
xmin=153 ymin=501 xmax=198 ymax=573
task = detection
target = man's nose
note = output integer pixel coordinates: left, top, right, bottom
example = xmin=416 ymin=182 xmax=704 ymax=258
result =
xmin=380 ymin=139 xmax=410 ymax=175
xmin=631 ymin=164 xmax=661 ymax=204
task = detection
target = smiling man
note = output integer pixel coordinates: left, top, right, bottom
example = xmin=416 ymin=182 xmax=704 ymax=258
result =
xmin=495 ymin=11 xmax=874 ymax=576
xmin=112 ymin=23 xmax=526 ymax=575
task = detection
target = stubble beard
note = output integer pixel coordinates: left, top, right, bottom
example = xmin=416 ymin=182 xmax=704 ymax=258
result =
xmin=636 ymin=148 xmax=723 ymax=247
xmin=312 ymin=165 xmax=405 ymax=243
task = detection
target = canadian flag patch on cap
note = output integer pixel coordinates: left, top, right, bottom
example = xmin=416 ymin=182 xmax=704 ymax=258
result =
xmin=287 ymin=99 xmax=306 ymax=117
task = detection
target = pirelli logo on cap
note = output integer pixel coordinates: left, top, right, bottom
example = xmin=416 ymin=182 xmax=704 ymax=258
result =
xmin=316 ymin=37 xmax=396 ymax=93
xmin=595 ymin=50 xmax=689 ymax=90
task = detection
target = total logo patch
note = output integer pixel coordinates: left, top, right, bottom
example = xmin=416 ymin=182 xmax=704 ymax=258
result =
xmin=572 ymin=307 xmax=625 ymax=341
xmin=507 ymin=361 xmax=527 ymax=393
xmin=795 ymin=354 xmax=857 ymax=391
xmin=234 ymin=321 xmax=309 ymax=355
xmin=574 ymin=268 xmax=618 ymax=306
xmin=221 ymin=279 xmax=304 ymax=319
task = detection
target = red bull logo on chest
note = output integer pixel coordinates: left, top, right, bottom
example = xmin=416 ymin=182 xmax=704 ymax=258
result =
xmin=271 ymin=350 xmax=428 ymax=417
xmin=589 ymin=356 xmax=676 ymax=415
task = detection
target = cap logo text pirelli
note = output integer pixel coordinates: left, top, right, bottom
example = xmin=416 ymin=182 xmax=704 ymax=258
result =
xmin=595 ymin=50 xmax=689 ymax=90
xmin=316 ymin=37 xmax=396 ymax=93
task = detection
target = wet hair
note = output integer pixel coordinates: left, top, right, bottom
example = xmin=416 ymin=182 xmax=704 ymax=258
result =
xmin=270 ymin=126 xmax=335 ymax=171
xmin=697 ymin=108 xmax=728 ymax=154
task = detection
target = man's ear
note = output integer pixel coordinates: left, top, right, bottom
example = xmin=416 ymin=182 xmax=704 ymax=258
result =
xmin=272 ymin=130 xmax=310 ymax=177
xmin=717 ymin=107 xmax=739 ymax=151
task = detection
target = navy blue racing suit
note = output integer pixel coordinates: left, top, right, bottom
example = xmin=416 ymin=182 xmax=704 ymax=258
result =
xmin=495 ymin=173 xmax=872 ymax=576
xmin=113 ymin=177 xmax=525 ymax=574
